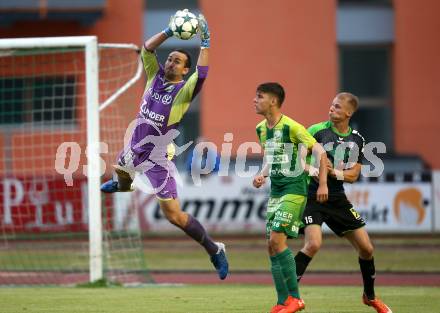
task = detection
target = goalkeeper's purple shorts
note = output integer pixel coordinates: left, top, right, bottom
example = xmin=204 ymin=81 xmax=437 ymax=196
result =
xmin=143 ymin=163 xmax=178 ymax=200
xmin=117 ymin=149 xmax=178 ymax=200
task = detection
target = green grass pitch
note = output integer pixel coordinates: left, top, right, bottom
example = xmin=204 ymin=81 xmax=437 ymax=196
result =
xmin=1 ymin=285 xmax=439 ymax=313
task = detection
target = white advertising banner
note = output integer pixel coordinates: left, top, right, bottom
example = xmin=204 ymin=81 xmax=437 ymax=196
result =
xmin=344 ymin=182 xmax=432 ymax=233
xmin=115 ymin=175 xmax=269 ymax=234
xmin=114 ymin=174 xmax=433 ymax=234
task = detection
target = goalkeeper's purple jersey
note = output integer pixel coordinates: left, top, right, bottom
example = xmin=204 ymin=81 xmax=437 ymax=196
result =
xmin=129 ymin=48 xmax=208 ymax=164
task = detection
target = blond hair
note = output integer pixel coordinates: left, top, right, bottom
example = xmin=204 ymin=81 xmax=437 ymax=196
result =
xmin=336 ymin=92 xmax=359 ymax=113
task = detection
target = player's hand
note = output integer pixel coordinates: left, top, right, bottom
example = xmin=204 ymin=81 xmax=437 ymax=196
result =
xmin=307 ymin=165 xmax=320 ymax=177
xmin=316 ymin=184 xmax=328 ymax=203
xmin=162 ymin=14 xmax=174 ymax=38
xmin=198 ymin=14 xmax=210 ymax=48
xmin=327 ymin=159 xmax=345 ymax=179
xmin=253 ymin=175 xmax=266 ymax=188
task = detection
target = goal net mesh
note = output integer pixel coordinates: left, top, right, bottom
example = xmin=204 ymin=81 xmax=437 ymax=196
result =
xmin=0 ymin=43 xmax=152 ymax=285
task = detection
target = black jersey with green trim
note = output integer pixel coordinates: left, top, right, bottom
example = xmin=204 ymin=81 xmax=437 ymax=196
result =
xmin=308 ymin=120 xmax=365 ymax=195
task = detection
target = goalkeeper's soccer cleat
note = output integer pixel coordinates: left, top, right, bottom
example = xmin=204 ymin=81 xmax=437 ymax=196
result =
xmin=100 ymin=179 xmax=134 ymax=193
xmin=362 ymin=294 xmax=392 ymax=313
xmin=100 ymin=180 xmax=119 ymax=193
xmin=278 ymin=296 xmax=305 ymax=313
xmin=210 ymin=242 xmax=229 ymax=280
xmin=270 ymin=304 xmax=286 ymax=313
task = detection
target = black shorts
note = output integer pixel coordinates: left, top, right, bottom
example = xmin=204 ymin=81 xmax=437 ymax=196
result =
xmin=301 ymin=194 xmax=365 ymax=237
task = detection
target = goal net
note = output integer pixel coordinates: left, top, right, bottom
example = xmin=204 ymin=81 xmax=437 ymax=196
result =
xmin=0 ymin=36 xmax=152 ymax=285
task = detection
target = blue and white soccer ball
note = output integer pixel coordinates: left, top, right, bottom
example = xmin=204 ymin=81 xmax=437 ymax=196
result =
xmin=170 ymin=9 xmax=199 ymax=40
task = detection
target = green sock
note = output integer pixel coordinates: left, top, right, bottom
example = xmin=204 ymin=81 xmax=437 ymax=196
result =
xmin=270 ymin=255 xmax=289 ymax=304
xmin=276 ymin=248 xmax=300 ymax=299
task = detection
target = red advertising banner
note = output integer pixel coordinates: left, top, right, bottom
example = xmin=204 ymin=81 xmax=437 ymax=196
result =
xmin=0 ymin=177 xmax=88 ymax=233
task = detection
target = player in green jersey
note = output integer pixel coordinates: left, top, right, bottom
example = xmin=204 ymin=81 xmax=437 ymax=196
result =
xmin=294 ymin=92 xmax=392 ymax=313
xmin=252 ymin=82 xmax=328 ymax=313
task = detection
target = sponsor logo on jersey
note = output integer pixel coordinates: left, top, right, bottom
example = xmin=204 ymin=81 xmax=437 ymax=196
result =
xmin=146 ymin=87 xmax=174 ymax=105
xmin=275 ymin=211 xmax=293 ymax=219
xmin=274 ymin=130 xmax=282 ymax=140
xmin=164 ymin=85 xmax=175 ymax=93
xmin=270 ymin=167 xmax=298 ymax=176
xmin=162 ymin=94 xmax=173 ymax=105
xmin=266 ymin=154 xmax=289 ymax=165
xmin=140 ymin=100 xmax=166 ymax=127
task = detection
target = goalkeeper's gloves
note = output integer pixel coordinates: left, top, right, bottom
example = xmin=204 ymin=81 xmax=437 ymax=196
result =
xmin=162 ymin=14 xmax=174 ymax=38
xmin=198 ymin=14 xmax=210 ymax=48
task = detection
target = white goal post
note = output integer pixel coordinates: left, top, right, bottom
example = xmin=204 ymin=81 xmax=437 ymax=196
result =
xmin=0 ymin=36 xmax=145 ymax=285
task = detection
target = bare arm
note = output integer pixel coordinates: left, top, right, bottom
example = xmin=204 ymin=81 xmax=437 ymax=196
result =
xmin=294 ymin=127 xmax=328 ymax=202
xmin=316 ymin=146 xmax=328 ymax=185
xmin=312 ymin=143 xmax=328 ymax=203
xmin=260 ymin=161 xmax=270 ymax=177
xmin=197 ymin=47 xmax=208 ymax=66
xmin=253 ymin=150 xmax=269 ymax=188
xmin=327 ymin=161 xmax=361 ymax=183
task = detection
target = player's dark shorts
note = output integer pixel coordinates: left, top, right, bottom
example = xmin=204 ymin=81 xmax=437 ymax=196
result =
xmin=301 ymin=193 xmax=365 ymax=237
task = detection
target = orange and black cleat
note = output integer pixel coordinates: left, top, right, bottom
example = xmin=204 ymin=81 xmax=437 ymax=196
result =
xmin=278 ymin=296 xmax=305 ymax=313
xmin=362 ymin=293 xmax=392 ymax=313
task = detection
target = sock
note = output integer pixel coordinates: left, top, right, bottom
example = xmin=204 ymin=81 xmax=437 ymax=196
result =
xmin=182 ymin=215 xmax=218 ymax=256
xmin=115 ymin=169 xmax=133 ymax=191
xmin=276 ymin=248 xmax=300 ymax=299
xmin=359 ymin=257 xmax=376 ymax=300
xmin=270 ymin=255 xmax=289 ymax=304
xmin=294 ymin=251 xmax=312 ymax=282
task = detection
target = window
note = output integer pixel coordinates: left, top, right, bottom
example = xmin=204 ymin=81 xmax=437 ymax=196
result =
xmin=145 ymin=0 xmax=197 ymax=10
xmin=340 ymin=46 xmax=391 ymax=101
xmin=337 ymin=0 xmax=394 ymax=151
xmin=339 ymin=0 xmax=391 ymax=5
xmin=339 ymin=45 xmax=393 ymax=150
xmin=0 ymin=76 xmax=76 ymax=126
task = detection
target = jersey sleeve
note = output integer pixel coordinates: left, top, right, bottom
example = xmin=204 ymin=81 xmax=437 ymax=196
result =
xmin=141 ymin=47 xmax=160 ymax=88
xmin=290 ymin=122 xmax=316 ymax=149
xmin=167 ymin=66 xmax=208 ymax=126
xmin=178 ymin=65 xmax=208 ymax=102
xmin=353 ymin=130 xmax=366 ymax=164
xmin=307 ymin=121 xmax=329 ymax=139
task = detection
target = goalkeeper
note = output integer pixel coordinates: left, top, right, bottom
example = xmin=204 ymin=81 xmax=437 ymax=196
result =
xmin=101 ymin=11 xmax=229 ymax=280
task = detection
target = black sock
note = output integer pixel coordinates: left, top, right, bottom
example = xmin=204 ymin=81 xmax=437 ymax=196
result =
xmin=294 ymin=251 xmax=312 ymax=282
xmin=359 ymin=257 xmax=376 ymax=300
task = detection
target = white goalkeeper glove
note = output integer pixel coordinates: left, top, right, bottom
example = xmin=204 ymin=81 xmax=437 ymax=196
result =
xmin=198 ymin=14 xmax=210 ymax=48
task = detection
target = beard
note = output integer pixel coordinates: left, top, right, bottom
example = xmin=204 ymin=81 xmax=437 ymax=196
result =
xmin=164 ymin=70 xmax=177 ymax=81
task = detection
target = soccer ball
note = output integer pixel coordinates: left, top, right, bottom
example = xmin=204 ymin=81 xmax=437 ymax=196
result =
xmin=170 ymin=9 xmax=199 ymax=40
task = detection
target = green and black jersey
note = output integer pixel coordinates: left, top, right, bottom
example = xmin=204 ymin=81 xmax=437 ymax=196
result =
xmin=307 ymin=120 xmax=365 ymax=195
xmin=256 ymin=115 xmax=316 ymax=197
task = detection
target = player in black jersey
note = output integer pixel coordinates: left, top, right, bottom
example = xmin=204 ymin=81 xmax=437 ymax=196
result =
xmin=295 ymin=92 xmax=392 ymax=313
